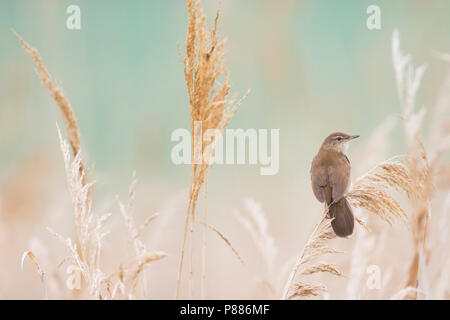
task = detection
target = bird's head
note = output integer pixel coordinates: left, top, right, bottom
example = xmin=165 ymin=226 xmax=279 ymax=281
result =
xmin=320 ymin=132 xmax=359 ymax=154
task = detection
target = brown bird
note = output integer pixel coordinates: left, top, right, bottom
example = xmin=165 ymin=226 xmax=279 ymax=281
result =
xmin=310 ymin=132 xmax=359 ymax=237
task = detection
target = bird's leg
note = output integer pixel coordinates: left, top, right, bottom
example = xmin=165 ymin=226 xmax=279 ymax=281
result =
xmin=324 ymin=202 xmax=331 ymax=218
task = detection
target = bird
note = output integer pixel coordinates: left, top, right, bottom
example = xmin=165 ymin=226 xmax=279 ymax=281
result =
xmin=310 ymin=132 xmax=360 ymax=237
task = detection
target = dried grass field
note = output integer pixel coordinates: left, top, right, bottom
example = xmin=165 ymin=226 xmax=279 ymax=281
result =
xmin=0 ymin=0 xmax=449 ymax=300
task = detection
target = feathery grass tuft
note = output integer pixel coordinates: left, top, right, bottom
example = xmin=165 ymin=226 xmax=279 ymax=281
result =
xmin=13 ymin=31 xmax=83 ymax=167
xmin=347 ymin=159 xmax=411 ymax=226
xmin=288 ymin=282 xmax=327 ymax=299
xmin=176 ymin=0 xmax=248 ymax=299
xmin=282 ymin=213 xmax=342 ymax=300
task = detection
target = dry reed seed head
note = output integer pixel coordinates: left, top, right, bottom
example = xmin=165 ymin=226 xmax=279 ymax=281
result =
xmin=392 ymin=29 xmax=426 ymax=119
xmin=355 ymin=216 xmax=371 ymax=232
xmin=346 ymin=158 xmax=424 ymax=226
xmin=347 ymin=187 xmax=407 ymax=225
xmin=300 ymin=247 xmax=342 ymax=266
xmin=289 ymin=282 xmax=327 ymax=299
xmin=354 ymin=160 xmax=414 ymax=194
xmin=182 ymin=0 xmax=243 ymax=198
xmin=282 ymin=215 xmax=341 ymax=300
xmin=13 ymin=30 xmax=81 ymax=158
xmin=131 ymin=252 xmax=168 ymax=279
xmin=393 ymin=30 xmax=440 ymax=300
xmin=178 ymin=0 xmax=248 ymax=298
xmin=405 ymin=151 xmax=434 ymax=202
xmin=201 ymin=222 xmax=244 ymax=265
xmin=138 ymin=212 xmax=161 ymax=233
xmin=300 ymin=263 xmax=342 ymax=277
xmin=114 ymin=176 xmax=167 ymax=298
xmin=182 ymin=0 xmax=245 ymax=156
xmin=304 ymin=217 xmax=335 ymax=251
xmin=56 ymin=130 xmax=133 ymax=299
xmin=376 ymin=162 xmax=414 ymax=197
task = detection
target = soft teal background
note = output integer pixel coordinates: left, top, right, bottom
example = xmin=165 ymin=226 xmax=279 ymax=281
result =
xmin=0 ymin=0 xmax=449 ymax=191
xmin=0 ymin=0 xmax=449 ymax=300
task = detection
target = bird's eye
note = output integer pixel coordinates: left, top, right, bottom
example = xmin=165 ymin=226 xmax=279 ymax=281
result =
xmin=336 ymin=136 xmax=342 ymax=141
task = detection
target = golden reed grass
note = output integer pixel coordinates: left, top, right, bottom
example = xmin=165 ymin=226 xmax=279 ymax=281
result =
xmin=281 ymin=212 xmax=342 ymax=299
xmin=13 ymin=30 xmax=96 ymax=296
xmin=392 ymin=29 xmax=436 ymax=299
xmin=282 ymin=157 xmax=417 ymax=299
xmin=12 ymin=31 xmax=83 ymax=170
xmin=10 ymin=8 xmax=448 ymax=301
xmin=200 ymin=222 xmax=244 ymax=265
xmin=282 ymin=29 xmax=450 ymax=300
xmin=176 ymin=0 xmax=247 ymax=299
xmin=15 ymin=31 xmax=166 ymax=299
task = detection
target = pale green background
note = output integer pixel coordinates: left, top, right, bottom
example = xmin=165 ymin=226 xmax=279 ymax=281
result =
xmin=0 ymin=0 xmax=449 ymax=190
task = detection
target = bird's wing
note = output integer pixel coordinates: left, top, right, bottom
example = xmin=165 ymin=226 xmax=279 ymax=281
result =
xmin=311 ymin=156 xmax=327 ymax=203
xmin=328 ymin=154 xmax=350 ymax=202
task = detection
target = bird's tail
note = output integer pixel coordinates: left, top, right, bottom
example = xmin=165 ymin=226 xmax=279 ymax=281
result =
xmin=328 ymin=197 xmax=354 ymax=237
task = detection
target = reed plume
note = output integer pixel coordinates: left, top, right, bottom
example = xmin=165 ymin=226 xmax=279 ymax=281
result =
xmin=281 ymin=212 xmax=342 ymax=300
xmin=13 ymin=31 xmax=85 ymax=177
xmin=283 ymin=156 xmax=418 ymax=299
xmin=391 ymin=29 xmax=437 ymax=299
xmin=113 ymin=173 xmax=166 ymax=299
xmin=16 ymin=32 xmax=166 ymax=300
xmin=48 ymin=128 xmax=109 ymax=298
xmin=176 ymin=0 xmax=247 ymax=299
xmin=347 ymin=158 xmax=411 ymax=226
xmin=282 ymin=148 xmax=417 ymax=299
xmin=346 ymin=116 xmax=397 ymax=299
xmin=14 ymin=31 xmax=96 ymax=296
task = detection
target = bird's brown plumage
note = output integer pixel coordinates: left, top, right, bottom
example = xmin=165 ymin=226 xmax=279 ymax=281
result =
xmin=311 ymin=149 xmax=350 ymax=205
xmin=310 ymin=132 xmax=358 ymax=237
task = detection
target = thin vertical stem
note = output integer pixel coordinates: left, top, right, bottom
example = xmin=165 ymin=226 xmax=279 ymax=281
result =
xmin=201 ymin=179 xmax=208 ymax=299
xmin=188 ymin=207 xmax=195 ymax=299
xmin=176 ymin=195 xmax=193 ymax=299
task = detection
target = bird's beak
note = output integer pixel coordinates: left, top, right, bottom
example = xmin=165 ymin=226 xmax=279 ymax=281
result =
xmin=347 ymin=135 xmax=360 ymax=140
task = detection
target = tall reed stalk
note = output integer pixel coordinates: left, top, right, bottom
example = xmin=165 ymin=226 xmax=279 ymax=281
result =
xmin=176 ymin=0 xmax=247 ymax=299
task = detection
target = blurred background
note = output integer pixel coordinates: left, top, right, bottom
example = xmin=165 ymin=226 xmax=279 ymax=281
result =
xmin=0 ymin=0 xmax=449 ymax=299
